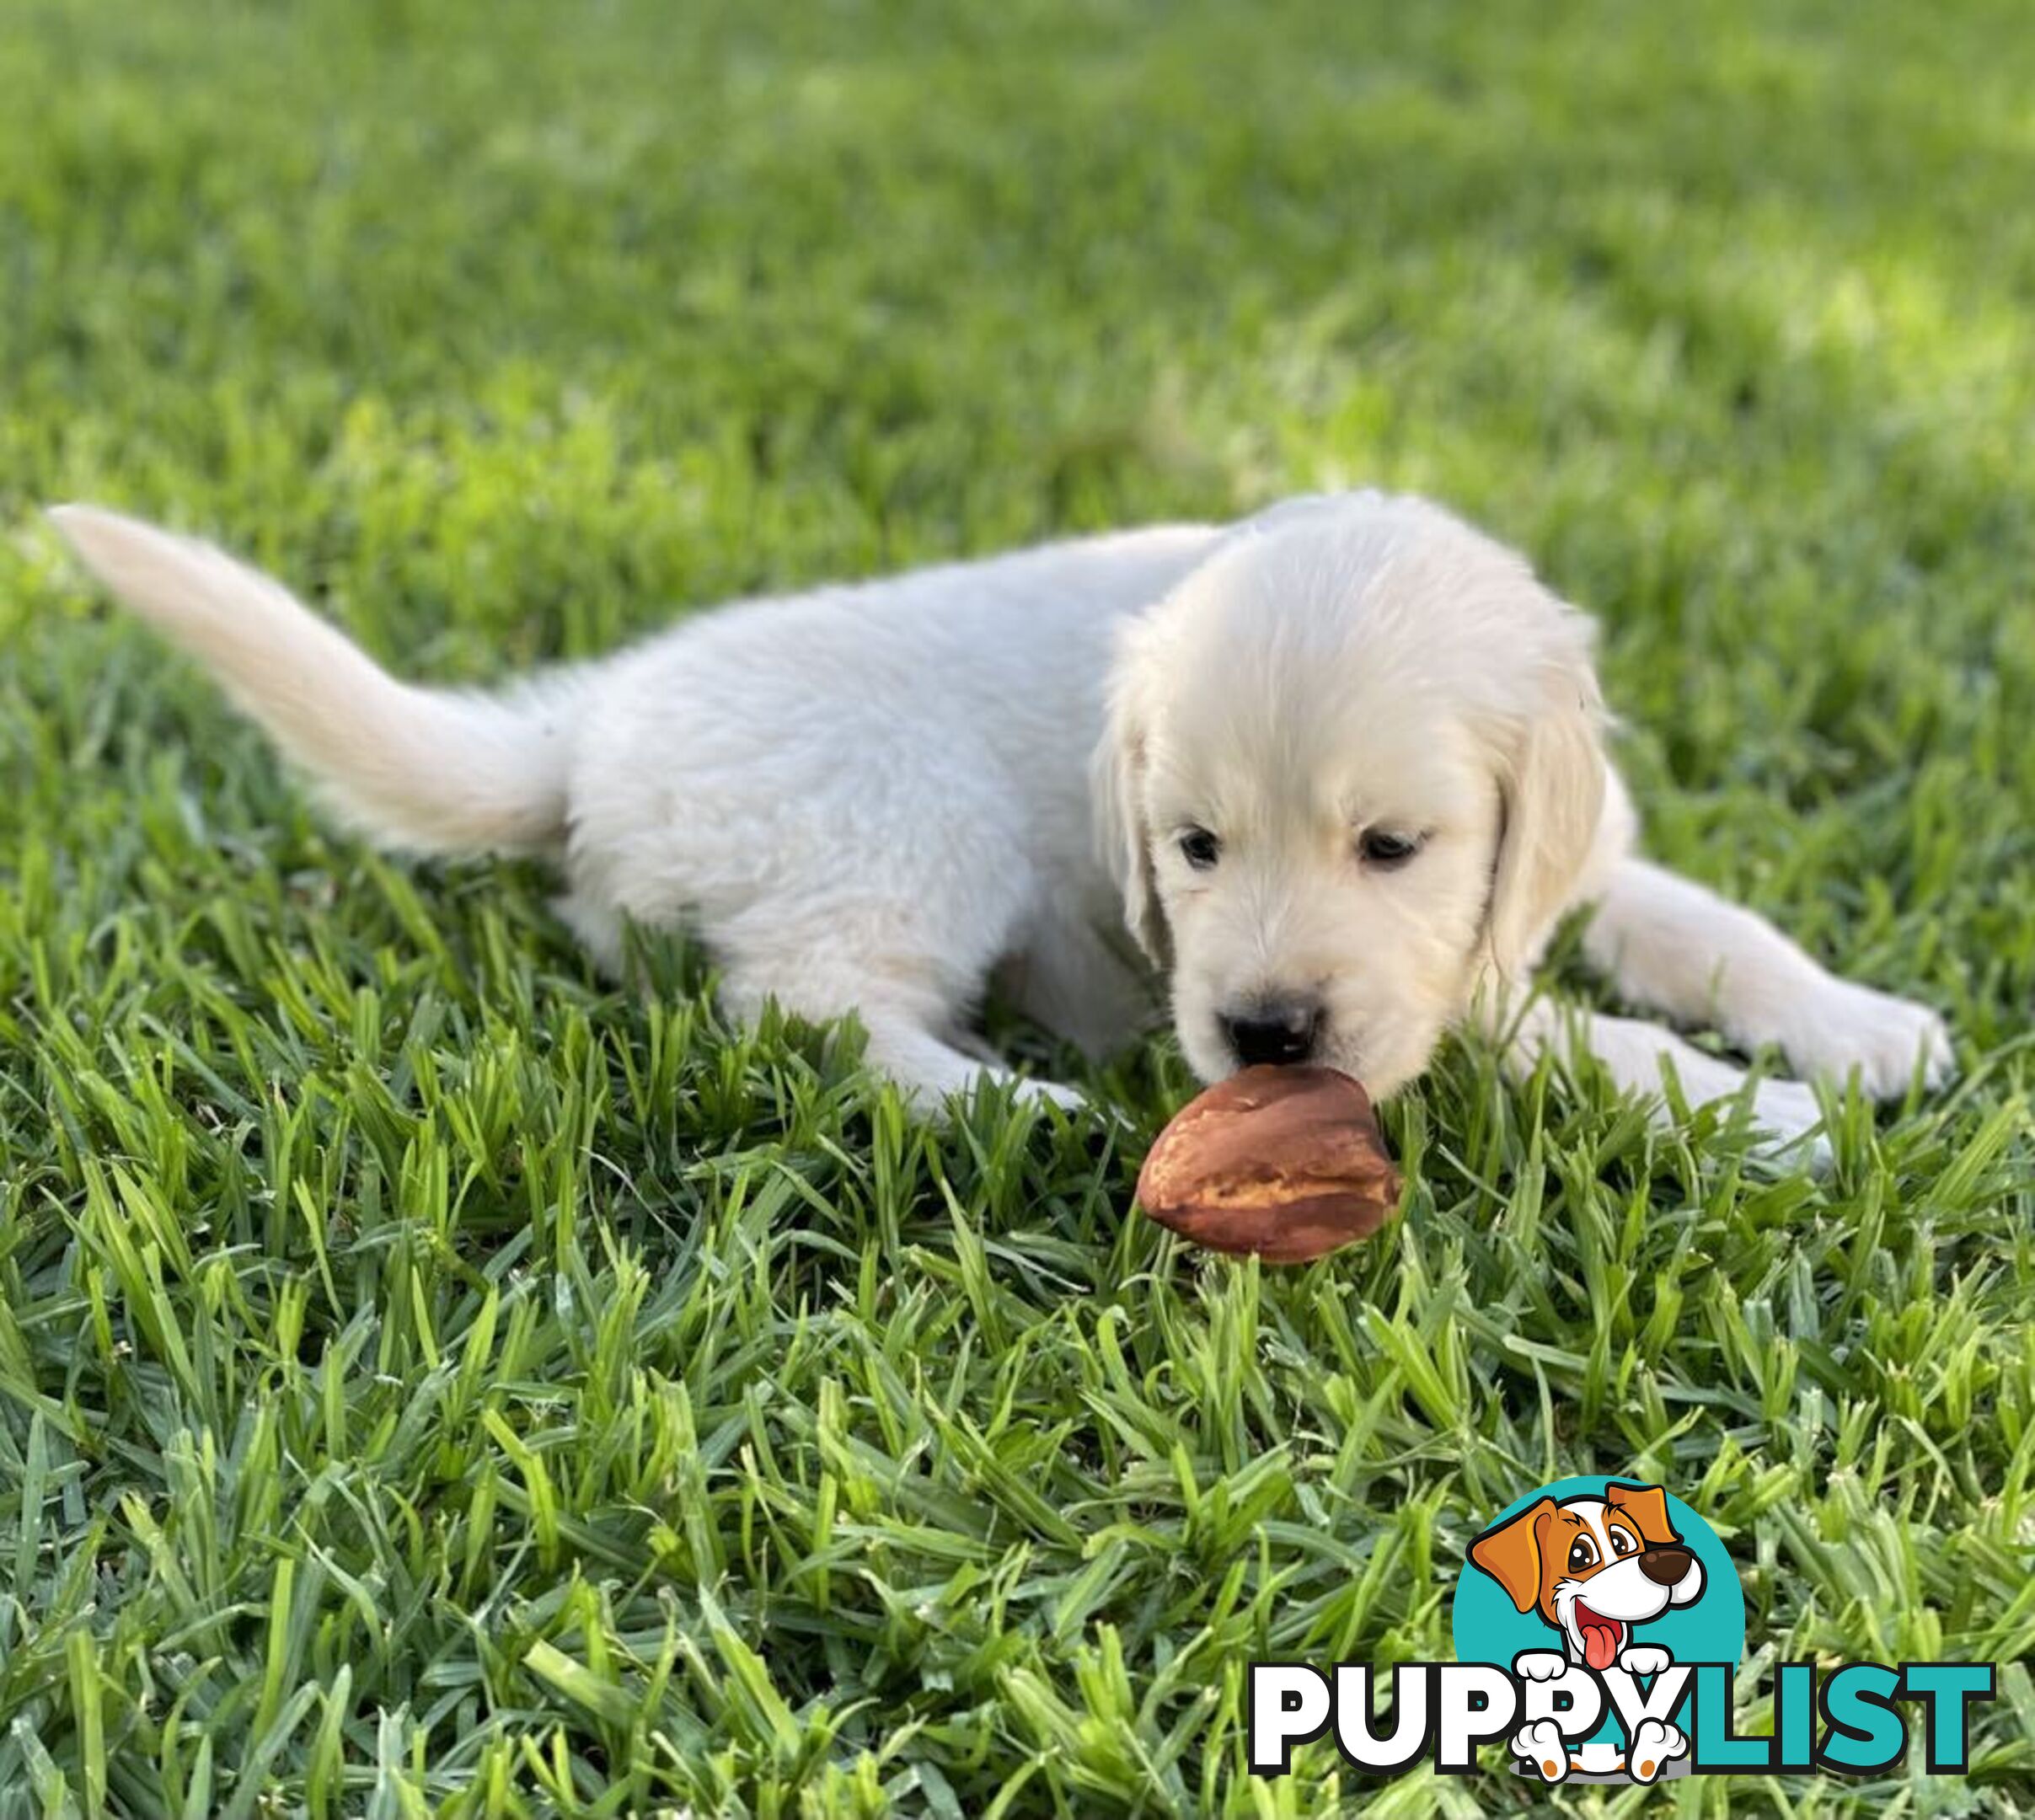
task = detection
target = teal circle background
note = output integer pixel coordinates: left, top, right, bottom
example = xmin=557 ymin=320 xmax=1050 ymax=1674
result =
xmin=1449 ymin=1475 xmax=1745 ymax=1748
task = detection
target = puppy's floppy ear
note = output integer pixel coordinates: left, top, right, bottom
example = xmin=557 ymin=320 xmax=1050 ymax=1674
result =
xmin=1092 ymin=617 xmax=1169 ymax=965
xmin=1604 ymin=1481 xmax=1679 ymax=1548
xmin=1485 ymin=613 xmax=1609 ymax=979
xmin=1469 ymin=1496 xmax=1558 ymax=1614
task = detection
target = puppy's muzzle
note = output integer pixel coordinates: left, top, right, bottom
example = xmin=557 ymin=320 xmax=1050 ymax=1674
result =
xmin=1638 ymin=1545 xmax=1694 ymax=1587
xmin=1221 ymin=997 xmax=1324 ymax=1068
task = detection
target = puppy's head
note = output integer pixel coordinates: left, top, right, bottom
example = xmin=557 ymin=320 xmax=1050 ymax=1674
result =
xmin=1469 ymin=1483 xmax=1705 ymax=1670
xmin=1095 ymin=492 xmax=1607 ymax=1096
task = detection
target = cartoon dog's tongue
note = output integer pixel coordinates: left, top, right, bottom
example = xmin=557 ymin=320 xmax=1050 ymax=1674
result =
xmin=1577 ymin=1606 xmax=1622 ymax=1671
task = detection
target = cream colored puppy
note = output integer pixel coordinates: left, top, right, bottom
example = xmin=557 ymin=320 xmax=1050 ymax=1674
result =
xmin=50 ymin=491 xmax=1949 ymax=1146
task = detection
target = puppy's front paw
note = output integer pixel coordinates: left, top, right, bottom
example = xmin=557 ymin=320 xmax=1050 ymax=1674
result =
xmin=1618 ymin=1644 xmax=1671 ymax=1678
xmin=1512 ymin=1650 xmax=1569 ymax=1683
xmin=1626 ymin=1717 xmax=1687 ymax=1784
xmin=1744 ymin=1076 xmax=1832 ymax=1171
xmin=1783 ymin=982 xmax=1952 ymax=1100
xmin=1511 ymin=1719 xmax=1569 ymax=1783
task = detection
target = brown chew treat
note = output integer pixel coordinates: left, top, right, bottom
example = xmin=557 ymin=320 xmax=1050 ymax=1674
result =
xmin=1135 ymin=1065 xmax=1401 ymax=1263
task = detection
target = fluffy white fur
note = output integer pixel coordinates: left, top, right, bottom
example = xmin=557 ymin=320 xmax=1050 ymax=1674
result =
xmin=49 ymin=491 xmax=1950 ymax=1149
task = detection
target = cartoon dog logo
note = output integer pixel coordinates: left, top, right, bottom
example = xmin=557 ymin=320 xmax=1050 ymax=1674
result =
xmin=1468 ymin=1480 xmax=1705 ymax=1783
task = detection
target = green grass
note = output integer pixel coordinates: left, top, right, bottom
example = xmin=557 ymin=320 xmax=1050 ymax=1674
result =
xmin=3 ymin=0 xmax=2033 ymax=1812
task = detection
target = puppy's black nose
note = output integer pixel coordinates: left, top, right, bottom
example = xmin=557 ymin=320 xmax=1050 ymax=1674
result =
xmin=1638 ymin=1545 xmax=1693 ymax=1586
xmin=1222 ymin=998 xmax=1323 ymax=1068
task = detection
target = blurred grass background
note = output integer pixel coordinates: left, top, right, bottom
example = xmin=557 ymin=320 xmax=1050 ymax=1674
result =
xmin=2 ymin=0 xmax=2032 ymax=1813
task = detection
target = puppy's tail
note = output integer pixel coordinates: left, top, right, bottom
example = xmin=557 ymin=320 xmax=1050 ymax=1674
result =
xmin=49 ymin=506 xmax=582 ymax=858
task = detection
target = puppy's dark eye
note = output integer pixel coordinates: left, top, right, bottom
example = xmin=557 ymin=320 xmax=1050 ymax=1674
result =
xmin=1178 ymin=827 xmax=1221 ymax=870
xmin=1609 ymin=1529 xmax=1638 ymax=1557
xmin=1359 ymin=828 xmax=1422 ymax=868
xmin=1567 ymin=1537 xmax=1598 ymax=1572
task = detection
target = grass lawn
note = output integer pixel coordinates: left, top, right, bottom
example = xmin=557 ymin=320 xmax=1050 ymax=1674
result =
xmin=3 ymin=0 xmax=2033 ymax=1812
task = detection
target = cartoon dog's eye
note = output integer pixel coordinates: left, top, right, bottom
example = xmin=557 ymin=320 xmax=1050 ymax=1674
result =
xmin=1178 ymin=827 xmax=1221 ymax=870
xmin=1610 ymin=1529 xmax=1638 ymax=1557
xmin=1358 ymin=828 xmax=1423 ymax=868
xmin=1567 ymin=1536 xmax=1599 ymax=1572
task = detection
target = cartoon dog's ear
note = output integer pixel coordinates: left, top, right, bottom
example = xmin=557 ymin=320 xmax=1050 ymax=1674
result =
xmin=1468 ymin=1496 xmax=1558 ymax=1614
xmin=1604 ymin=1481 xmax=1679 ymax=1547
xmin=1483 ymin=613 xmax=1609 ymax=980
xmin=1092 ymin=614 xmax=1170 ymax=966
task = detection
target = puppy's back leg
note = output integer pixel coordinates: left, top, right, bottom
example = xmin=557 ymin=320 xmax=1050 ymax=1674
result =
xmin=1581 ymin=859 xmax=1951 ymax=1100
xmin=716 ymin=957 xmax=1086 ymax=1116
xmin=996 ymin=901 xmax=1156 ymax=1062
xmin=865 ymin=1017 xmax=1088 ymax=1114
